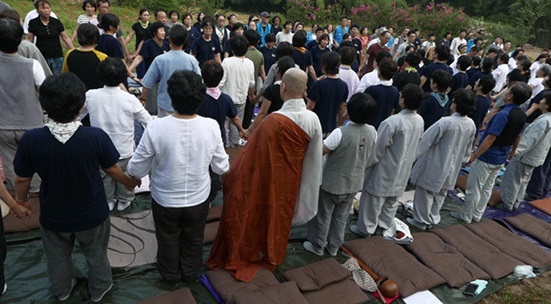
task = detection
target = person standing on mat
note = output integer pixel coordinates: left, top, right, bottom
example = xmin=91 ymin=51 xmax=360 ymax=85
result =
xmin=408 ymin=89 xmax=477 ymax=230
xmin=14 ymin=73 xmax=139 ymax=302
xmin=304 ymin=93 xmax=377 ymax=256
xmin=451 ymin=82 xmax=530 ymax=223
xmin=128 ymin=70 xmax=229 ymax=283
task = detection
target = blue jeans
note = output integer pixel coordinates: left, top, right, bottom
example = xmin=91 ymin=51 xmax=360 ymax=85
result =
xmin=46 ymin=57 xmax=64 ymax=75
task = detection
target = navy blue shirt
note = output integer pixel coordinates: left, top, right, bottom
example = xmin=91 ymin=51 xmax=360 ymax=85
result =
xmin=527 ymin=89 xmax=550 ymax=123
xmin=185 ymin=26 xmax=200 ymax=54
xmin=469 ymin=95 xmax=491 ymax=130
xmin=260 ymin=46 xmax=277 ymax=73
xmin=139 ymin=38 xmax=170 ymax=78
xmin=365 ymin=84 xmax=400 ymax=129
xmin=292 ymin=49 xmax=313 ymax=71
xmin=420 ymin=62 xmax=453 ymax=92
xmin=479 ymin=104 xmax=526 ymax=164
xmin=263 ymin=83 xmax=284 ymax=114
xmin=96 ymin=34 xmax=124 ymax=59
xmin=311 ymin=46 xmax=330 ymax=77
xmin=418 ymin=92 xmax=450 ymax=130
xmin=449 ymin=72 xmax=469 ymax=97
xmin=14 ymin=126 xmax=119 ymax=232
xmin=191 ymin=36 xmax=221 ymax=67
xmin=308 ymin=78 xmax=348 ymax=133
xmin=197 ymin=93 xmax=237 ymax=146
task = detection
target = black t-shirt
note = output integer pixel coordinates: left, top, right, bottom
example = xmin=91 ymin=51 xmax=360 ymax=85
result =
xmin=131 ymin=22 xmax=152 ymax=49
xmin=28 ymin=16 xmax=65 ymax=59
xmin=197 ymin=93 xmax=237 ymax=146
xmin=96 ymin=34 xmax=124 ymax=58
xmin=192 ymin=36 xmax=221 ymax=67
xmin=64 ymin=49 xmax=105 ymax=90
xmin=292 ymin=49 xmax=313 ymax=70
xmin=263 ymin=84 xmax=284 ymax=114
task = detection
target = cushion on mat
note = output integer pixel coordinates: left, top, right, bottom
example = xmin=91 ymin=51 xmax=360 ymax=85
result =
xmin=204 ymin=268 xmax=279 ymax=304
xmin=504 ymin=213 xmax=551 ymax=248
xmin=3 ymin=196 xmax=40 ymax=233
xmin=432 ymin=223 xmax=522 ymax=279
xmin=342 ymin=236 xmax=445 ymax=297
xmin=233 ymin=281 xmax=309 ymax=304
xmin=282 ymin=258 xmax=350 ymax=291
xmin=137 ymin=287 xmax=197 ymax=304
xmin=404 ymin=232 xmax=490 ymax=287
xmin=465 ymin=220 xmax=551 ymax=267
xmin=302 ymin=277 xmax=370 ymax=304
xmin=528 ymin=198 xmax=551 ymax=216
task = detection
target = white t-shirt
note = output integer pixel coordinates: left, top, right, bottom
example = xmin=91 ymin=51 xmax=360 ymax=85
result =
xmin=219 ymin=56 xmax=255 ymax=105
xmin=32 ymin=59 xmax=46 ymax=86
xmin=276 ymin=31 xmax=293 ymax=45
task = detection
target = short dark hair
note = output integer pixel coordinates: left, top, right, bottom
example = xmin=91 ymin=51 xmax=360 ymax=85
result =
xmin=498 ymin=53 xmax=509 ymax=63
xmin=431 ymin=70 xmax=452 ymax=92
xmin=82 ymin=0 xmax=96 ymax=11
xmin=97 ymin=57 xmax=126 ymax=86
xmin=457 ymin=55 xmax=472 ymax=71
xmin=201 ymin=19 xmax=214 ymax=29
xmin=375 ymin=50 xmax=392 ymax=66
xmin=100 ymin=13 xmax=119 ymax=31
xmin=77 ymin=23 xmax=100 ymax=46
xmin=347 ymin=93 xmax=377 ymax=123
xmin=404 ymin=51 xmax=422 ymax=67
xmin=321 ymin=51 xmax=340 ymax=75
xmin=0 ymin=18 xmax=23 ymax=53
xmin=292 ymin=30 xmax=307 ymax=47
xmin=487 ymin=48 xmax=498 ymax=55
xmin=276 ymin=56 xmax=295 ymax=78
xmin=452 ymin=89 xmax=476 ymax=116
xmin=230 ymin=35 xmax=249 ymax=56
xmin=283 ymin=20 xmax=293 ymax=28
xmin=471 ymin=56 xmax=482 ymax=67
xmin=168 ymin=24 xmax=189 ymax=48
xmin=434 ymin=44 xmax=449 ymax=61
xmin=482 ymin=58 xmax=494 ymax=72
xmin=40 ymin=73 xmax=86 ymax=123
xmin=34 ymin=0 xmax=50 ymax=9
xmin=181 ymin=12 xmax=192 ymax=22
xmin=168 ymin=10 xmax=180 ymax=20
xmin=378 ymin=58 xmax=398 ymax=80
xmin=401 ymin=83 xmax=425 ymax=110
xmin=315 ymin=27 xmax=324 ymax=34
xmin=542 ymin=91 xmax=551 ymax=112
xmin=167 ymin=70 xmax=206 ymax=115
xmin=201 ymin=60 xmax=224 ymax=87
xmin=149 ymin=21 xmax=165 ymax=37
xmin=232 ymin=22 xmax=244 ymax=32
xmin=265 ymin=33 xmax=276 ymax=43
xmin=509 ymin=82 xmax=532 ymax=105
xmin=507 ymin=69 xmax=525 ymax=83
xmin=518 ymin=59 xmax=531 ymax=73
xmin=477 ymin=75 xmax=496 ymax=94
xmin=244 ymin=29 xmax=260 ymax=46
xmin=276 ymin=41 xmax=293 ymax=59
xmin=340 ymin=46 xmax=356 ymax=65
xmin=407 ymin=30 xmax=416 ymax=37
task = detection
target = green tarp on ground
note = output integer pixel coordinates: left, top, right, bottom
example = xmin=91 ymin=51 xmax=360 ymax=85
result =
xmin=2 ymin=191 xmax=546 ymax=303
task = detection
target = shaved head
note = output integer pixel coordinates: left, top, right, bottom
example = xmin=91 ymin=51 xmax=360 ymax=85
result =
xmin=281 ymin=68 xmax=307 ymax=98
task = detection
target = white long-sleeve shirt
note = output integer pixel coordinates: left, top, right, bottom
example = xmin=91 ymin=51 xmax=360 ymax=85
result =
xmin=127 ymin=115 xmax=229 ymax=207
xmin=80 ymin=86 xmax=152 ymax=158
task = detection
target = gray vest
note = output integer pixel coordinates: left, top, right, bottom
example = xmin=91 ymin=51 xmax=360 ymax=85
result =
xmin=0 ymin=53 xmax=44 ymax=130
xmin=321 ymin=123 xmax=373 ymax=194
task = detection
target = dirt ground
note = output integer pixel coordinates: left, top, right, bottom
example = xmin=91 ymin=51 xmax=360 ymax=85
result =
xmin=480 ymin=270 xmax=551 ymax=304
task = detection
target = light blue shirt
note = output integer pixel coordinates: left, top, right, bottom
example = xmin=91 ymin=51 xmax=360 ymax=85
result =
xmin=334 ymin=26 xmax=348 ymax=45
xmin=141 ymin=50 xmax=201 ymax=112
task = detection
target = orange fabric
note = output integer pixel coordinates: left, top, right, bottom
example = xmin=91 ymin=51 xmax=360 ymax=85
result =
xmin=206 ymin=113 xmax=311 ymax=282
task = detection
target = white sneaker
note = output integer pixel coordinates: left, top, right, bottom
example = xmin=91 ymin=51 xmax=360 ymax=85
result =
xmin=116 ymin=201 xmax=131 ymax=211
xmin=107 ymin=201 xmax=115 ymax=211
xmin=57 ymin=279 xmax=77 ymax=301
xmin=91 ymin=283 xmax=112 ymax=303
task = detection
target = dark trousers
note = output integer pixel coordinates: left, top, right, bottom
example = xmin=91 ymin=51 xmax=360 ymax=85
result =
xmin=525 ymin=146 xmax=551 ymax=200
xmin=242 ymin=98 xmax=255 ymax=130
xmin=152 ymin=199 xmax=209 ymax=282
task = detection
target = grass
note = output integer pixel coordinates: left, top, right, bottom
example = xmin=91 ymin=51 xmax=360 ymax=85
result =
xmin=4 ymin=0 xmax=550 ymax=302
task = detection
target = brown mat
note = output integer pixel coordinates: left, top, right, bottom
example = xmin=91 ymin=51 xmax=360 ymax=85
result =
xmin=528 ymin=198 xmax=551 ymax=216
xmin=233 ymin=281 xmax=309 ymax=304
xmin=465 ymin=220 xmax=551 ymax=267
xmin=504 ymin=213 xmax=551 ymax=248
xmin=204 ymin=267 xmax=279 ymax=304
xmin=342 ymin=236 xmax=445 ymax=297
xmin=302 ymin=278 xmax=369 ymax=304
xmin=137 ymin=287 xmax=197 ymax=304
xmin=282 ymin=258 xmax=350 ymax=292
xmin=404 ymin=232 xmax=490 ymax=287
xmin=432 ymin=223 xmax=522 ymax=279
xmin=3 ymin=195 xmax=40 ymax=233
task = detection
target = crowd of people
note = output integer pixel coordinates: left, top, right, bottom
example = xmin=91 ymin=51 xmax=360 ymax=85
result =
xmin=1 ymin=0 xmax=551 ymax=301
